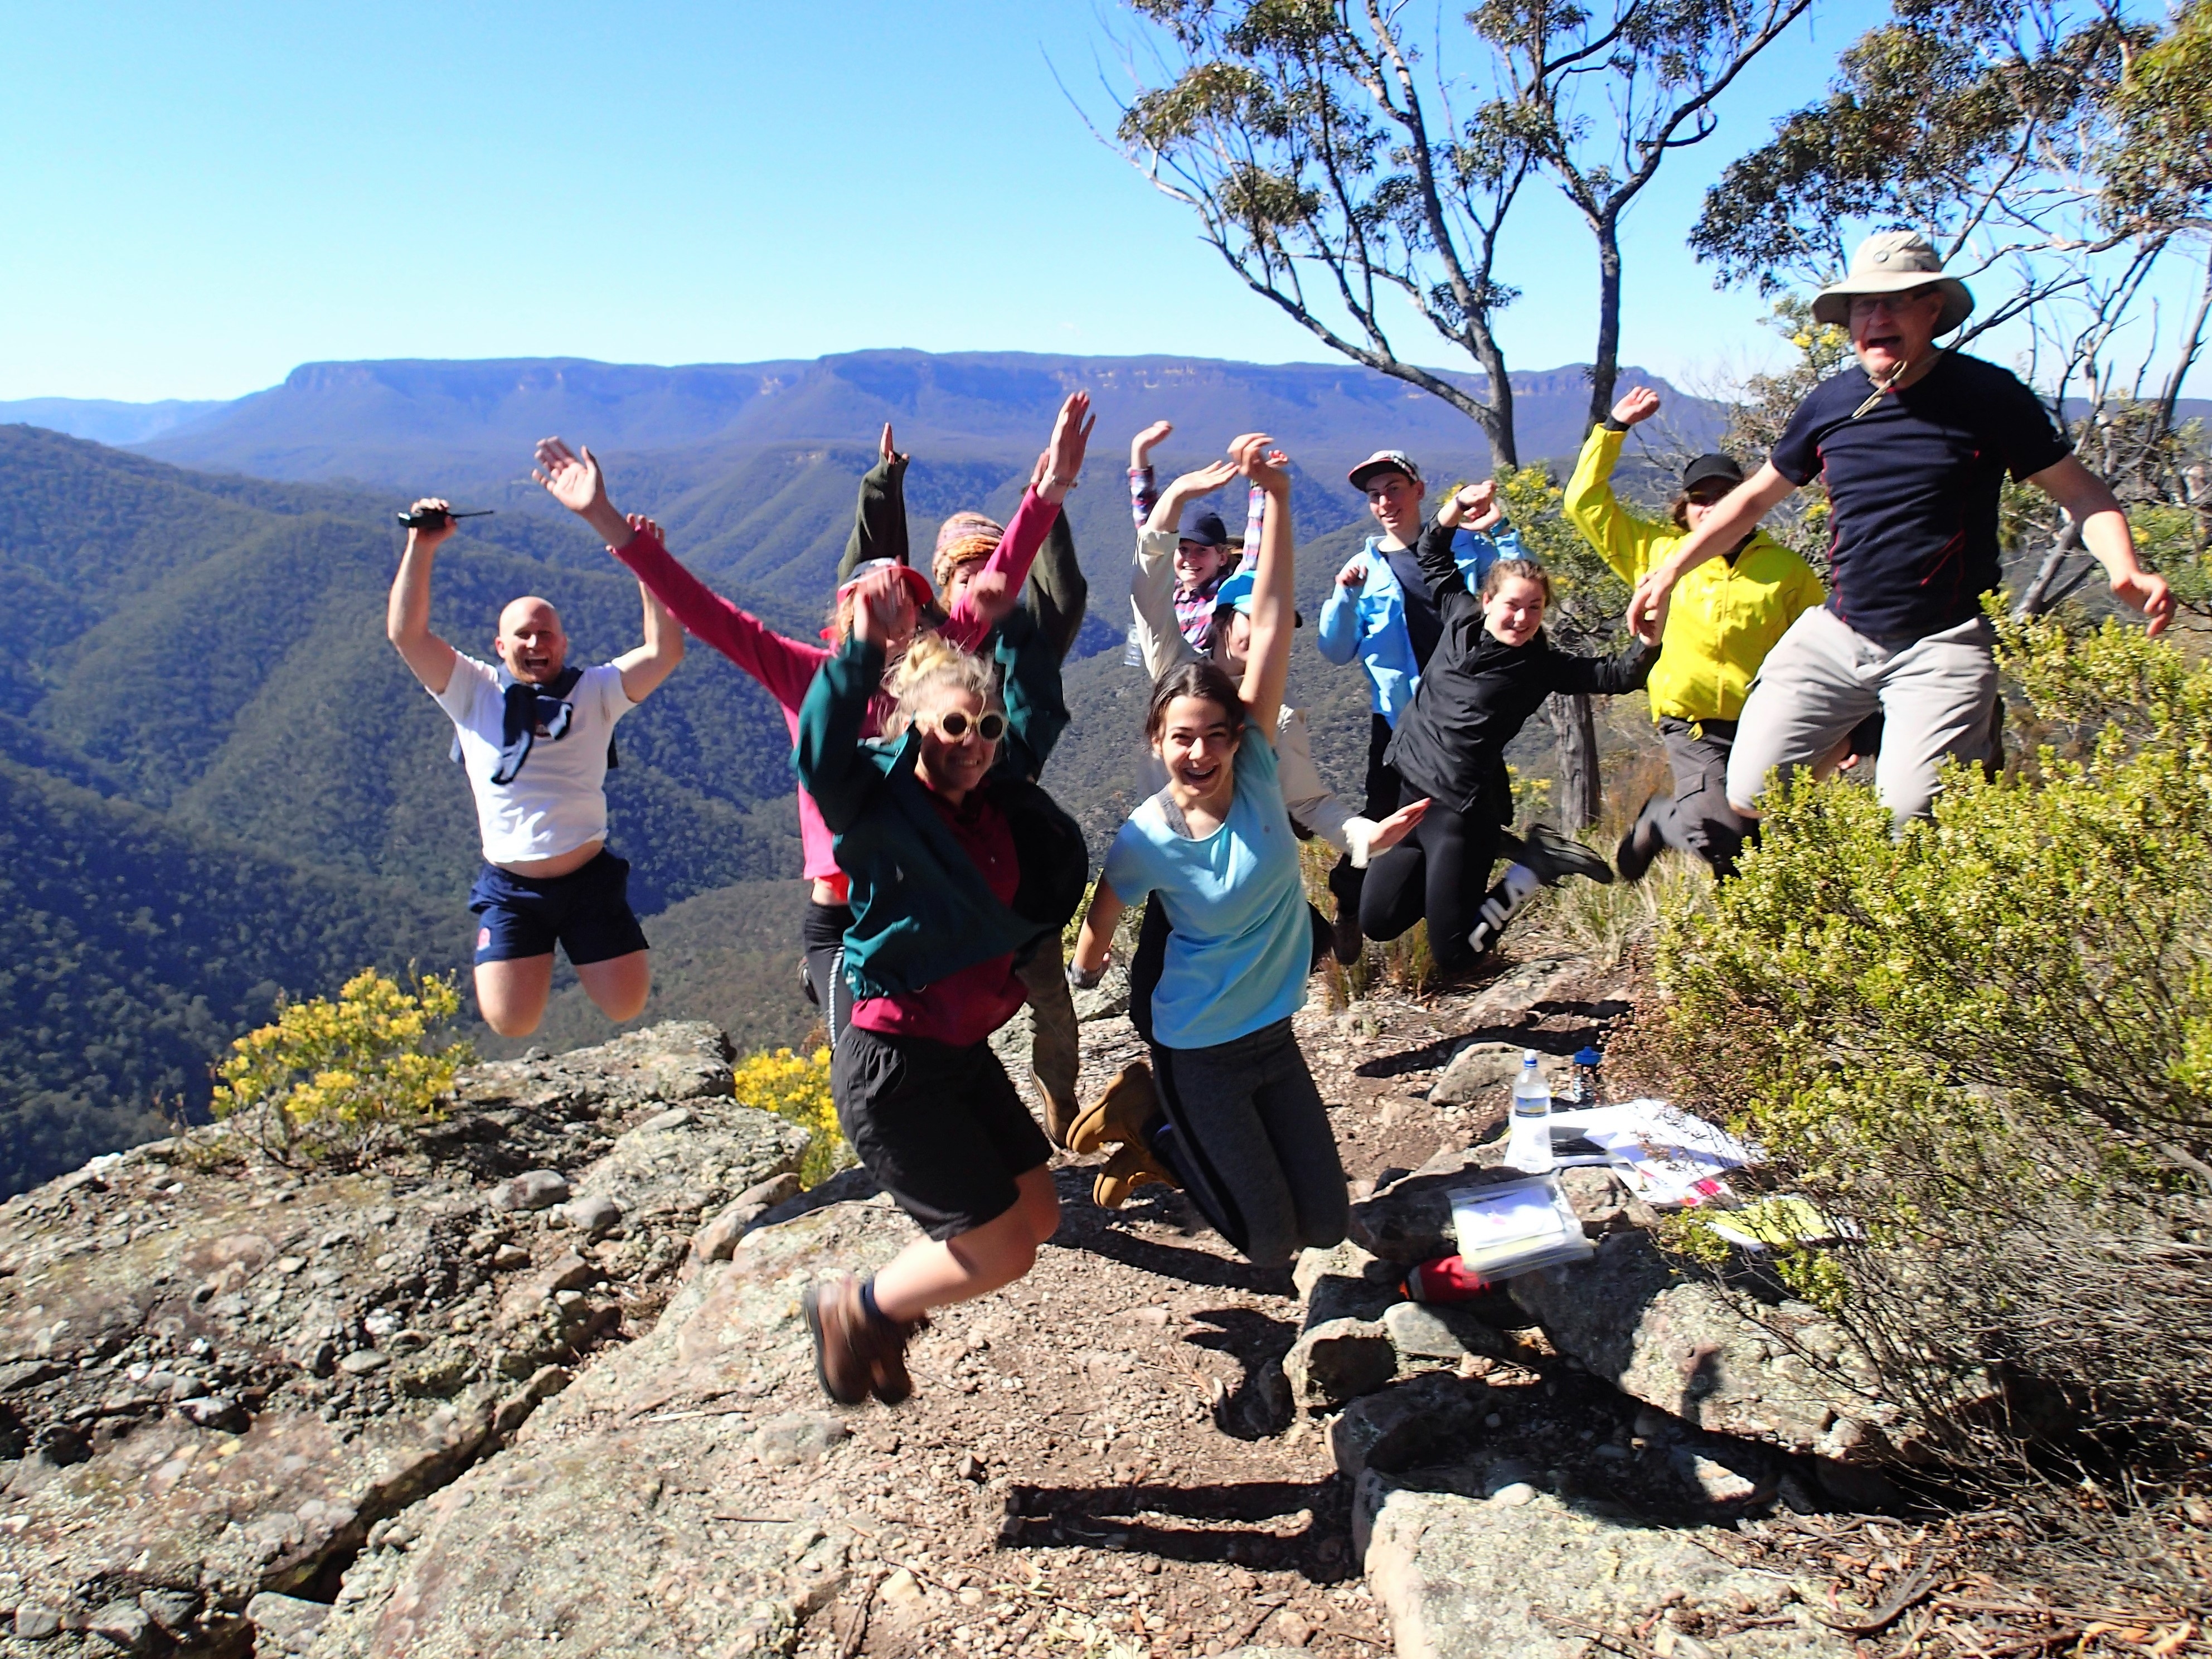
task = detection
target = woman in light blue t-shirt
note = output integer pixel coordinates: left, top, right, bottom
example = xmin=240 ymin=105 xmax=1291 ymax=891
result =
xmin=1068 ymin=434 xmax=1425 ymax=1269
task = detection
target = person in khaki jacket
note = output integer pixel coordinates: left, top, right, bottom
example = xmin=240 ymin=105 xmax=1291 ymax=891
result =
xmin=1565 ymin=386 xmax=1826 ymax=878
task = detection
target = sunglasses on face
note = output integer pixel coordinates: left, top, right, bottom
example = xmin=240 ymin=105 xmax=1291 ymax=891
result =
xmin=930 ymin=709 xmax=1008 ymax=742
xmin=1848 ymin=287 xmax=1936 ymax=319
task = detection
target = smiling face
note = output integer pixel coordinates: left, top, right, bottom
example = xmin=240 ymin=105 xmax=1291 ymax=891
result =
xmin=1174 ymin=537 xmax=1229 ymax=594
xmin=1482 ymin=576 xmax=1548 ymax=647
xmin=496 ymin=597 xmax=567 ymax=683
xmin=911 ymin=682 xmax=1001 ymax=801
xmin=1153 ymin=692 xmax=1241 ymax=813
xmin=1364 ymin=470 xmax=1425 ymax=541
xmin=1849 ymin=287 xmax=1945 ymax=381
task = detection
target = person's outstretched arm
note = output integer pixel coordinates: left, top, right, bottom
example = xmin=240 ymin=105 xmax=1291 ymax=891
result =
xmin=611 ymin=535 xmax=686 ymax=703
xmin=1132 ymin=460 xmax=1238 ymax=676
xmin=794 ymin=569 xmax=901 ymax=833
xmin=840 ymin=424 xmax=910 ymax=582
xmin=1545 ymin=632 xmax=1662 ymax=698
xmin=1234 ymin=434 xmax=1294 ymax=736
xmin=1565 ymin=389 xmax=1679 ymax=585
xmin=1627 ymin=464 xmax=1796 ymax=637
xmin=939 ymin=391 xmax=1094 ymax=649
xmin=1128 ymin=420 xmax=1171 ymax=530
xmin=1022 ymin=447 xmax=1089 ymax=661
xmin=2026 ymin=454 xmax=2175 ymax=636
xmin=386 ymin=497 xmax=461 ymax=695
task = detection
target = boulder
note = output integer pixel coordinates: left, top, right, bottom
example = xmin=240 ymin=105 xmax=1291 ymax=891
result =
xmin=305 ymin=1197 xmax=915 ymax=1658
xmin=246 ymin=1590 xmax=333 ymax=1656
xmin=1384 ymin=1301 xmax=1506 ymax=1366
xmin=1428 ymin=1042 xmax=1527 ymax=1106
xmin=1365 ymin=1486 xmax=1850 ymax=1659
xmin=1509 ymin=1230 xmax=1925 ymax=1464
xmin=1282 ymin=1317 xmax=1398 ymax=1409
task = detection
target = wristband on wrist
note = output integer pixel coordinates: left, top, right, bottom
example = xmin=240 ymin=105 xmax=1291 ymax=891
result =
xmin=1602 ymin=418 xmax=1629 ymax=433
xmin=1066 ymin=956 xmax=1107 ymax=991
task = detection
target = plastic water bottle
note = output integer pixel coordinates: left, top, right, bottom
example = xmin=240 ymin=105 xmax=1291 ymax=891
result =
xmin=1570 ymin=1046 xmax=1603 ymax=1105
xmin=1506 ymin=1051 xmax=1553 ymax=1174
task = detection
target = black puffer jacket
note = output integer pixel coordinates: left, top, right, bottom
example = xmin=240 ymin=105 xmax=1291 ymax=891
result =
xmin=1385 ymin=521 xmax=1658 ymax=816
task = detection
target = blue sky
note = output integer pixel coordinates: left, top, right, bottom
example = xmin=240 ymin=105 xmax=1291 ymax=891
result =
xmin=1 ymin=0 xmax=2158 ymax=404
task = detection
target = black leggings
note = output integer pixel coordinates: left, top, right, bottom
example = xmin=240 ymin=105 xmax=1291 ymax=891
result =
xmin=1358 ymin=800 xmax=1501 ymax=974
xmin=800 ymin=899 xmax=856 ymax=1048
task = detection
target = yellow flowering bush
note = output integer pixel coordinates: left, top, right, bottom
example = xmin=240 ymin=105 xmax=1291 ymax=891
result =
xmin=215 ymin=968 xmax=472 ymax=1161
xmin=732 ymin=1045 xmax=850 ymax=1187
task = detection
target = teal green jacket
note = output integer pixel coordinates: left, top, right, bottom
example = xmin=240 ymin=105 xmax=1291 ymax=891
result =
xmin=793 ymin=633 xmax=1085 ymax=1002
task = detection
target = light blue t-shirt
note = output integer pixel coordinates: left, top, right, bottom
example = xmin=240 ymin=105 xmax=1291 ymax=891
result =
xmin=1101 ymin=725 xmax=1310 ymax=1050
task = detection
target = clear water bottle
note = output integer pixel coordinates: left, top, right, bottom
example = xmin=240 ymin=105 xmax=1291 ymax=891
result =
xmin=1506 ymin=1050 xmax=1552 ymax=1174
xmin=1570 ymin=1046 xmax=1603 ymax=1105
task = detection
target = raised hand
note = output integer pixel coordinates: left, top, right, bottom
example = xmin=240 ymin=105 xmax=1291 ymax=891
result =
xmin=405 ymin=497 xmax=458 ymax=555
xmin=1131 ymin=419 xmax=1173 ymax=468
xmin=1166 ymin=459 xmax=1239 ymax=501
xmin=850 ymin=564 xmax=914 ymax=647
xmin=1229 ymin=433 xmax=1289 ymax=495
xmin=963 ymin=566 xmax=1016 ymax=625
xmin=1612 ymin=386 xmax=1661 ymax=427
xmin=880 ymin=423 xmax=905 ymax=465
xmin=533 ymin=437 xmax=604 ymax=516
xmin=1451 ymin=479 xmax=1502 ymax=531
xmin=1037 ymin=392 xmax=1095 ymax=504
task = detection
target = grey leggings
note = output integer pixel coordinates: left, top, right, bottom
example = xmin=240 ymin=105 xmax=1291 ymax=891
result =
xmin=1148 ymin=1018 xmax=1349 ymax=1271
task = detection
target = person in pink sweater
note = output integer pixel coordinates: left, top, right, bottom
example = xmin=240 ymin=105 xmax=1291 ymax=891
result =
xmin=530 ymin=391 xmax=1093 ymax=1042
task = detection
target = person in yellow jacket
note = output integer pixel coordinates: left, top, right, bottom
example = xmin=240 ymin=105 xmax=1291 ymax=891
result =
xmin=1565 ymin=386 xmax=1826 ymax=878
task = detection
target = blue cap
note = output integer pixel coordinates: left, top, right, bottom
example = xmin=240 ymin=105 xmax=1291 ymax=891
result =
xmin=1573 ymin=1047 xmax=1602 ymax=1066
xmin=1212 ymin=568 xmax=1257 ymax=615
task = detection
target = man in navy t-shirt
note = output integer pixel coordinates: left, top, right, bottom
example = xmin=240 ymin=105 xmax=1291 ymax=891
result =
xmin=1627 ymin=231 xmax=2174 ymax=827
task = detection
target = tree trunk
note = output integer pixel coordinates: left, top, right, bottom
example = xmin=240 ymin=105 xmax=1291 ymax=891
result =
xmin=1586 ymin=217 xmax=1625 ymax=428
xmin=1548 ymin=692 xmax=1604 ymax=831
xmin=2015 ymin=517 xmax=2085 ymax=617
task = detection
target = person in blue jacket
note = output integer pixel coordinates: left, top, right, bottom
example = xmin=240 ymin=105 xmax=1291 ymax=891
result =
xmin=1317 ymin=449 xmax=1520 ymax=960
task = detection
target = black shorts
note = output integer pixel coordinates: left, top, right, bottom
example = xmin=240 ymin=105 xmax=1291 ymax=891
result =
xmin=831 ymin=1023 xmax=1052 ymax=1241
xmin=469 ymin=850 xmax=649 ymax=967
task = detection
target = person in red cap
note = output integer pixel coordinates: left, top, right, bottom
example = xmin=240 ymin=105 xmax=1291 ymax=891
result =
xmin=530 ymin=392 xmax=1091 ymax=1037
xmin=1629 ymin=231 xmax=2174 ymax=828
xmin=1317 ymin=449 xmax=1521 ymax=959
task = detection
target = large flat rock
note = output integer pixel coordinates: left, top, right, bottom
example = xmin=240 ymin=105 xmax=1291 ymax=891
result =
xmin=1366 ymin=1486 xmax=1847 ymax=1659
xmin=0 ymin=1022 xmax=808 ymax=1652
xmin=307 ymin=1199 xmax=915 ymax=1658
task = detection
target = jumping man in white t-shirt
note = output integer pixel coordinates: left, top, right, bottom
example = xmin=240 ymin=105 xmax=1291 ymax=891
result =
xmin=386 ymin=497 xmax=686 ymax=1037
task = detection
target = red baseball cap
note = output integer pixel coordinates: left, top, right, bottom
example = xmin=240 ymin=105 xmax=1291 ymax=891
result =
xmin=835 ymin=558 xmax=936 ymax=610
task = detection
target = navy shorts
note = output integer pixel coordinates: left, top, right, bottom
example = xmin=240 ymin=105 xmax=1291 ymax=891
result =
xmin=831 ymin=1024 xmax=1052 ymax=1240
xmin=469 ymin=850 xmax=649 ymax=967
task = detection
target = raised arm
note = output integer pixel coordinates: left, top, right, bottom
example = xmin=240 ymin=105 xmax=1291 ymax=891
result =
xmin=1233 ymin=434 xmax=1294 ymax=736
xmin=839 ymin=424 xmax=910 ymax=582
xmin=1627 ymin=463 xmax=1796 ymax=637
xmin=1418 ymin=481 xmax=1500 ymax=600
xmin=1128 ymin=419 xmax=1171 ymax=530
xmin=610 ymin=520 xmax=686 ymax=703
xmin=940 ymin=392 xmax=1094 ymax=648
xmin=385 ymin=497 xmax=461 ymax=695
xmin=1564 ymin=390 xmax=1677 ymax=585
xmin=1022 ymin=449 xmax=1089 ymax=661
xmin=793 ymin=571 xmax=899 ymax=833
xmin=601 ymin=517 xmax=825 ymax=709
xmin=533 ymin=436 xmax=636 ymax=548
xmin=2025 ymin=453 xmax=2175 ymax=637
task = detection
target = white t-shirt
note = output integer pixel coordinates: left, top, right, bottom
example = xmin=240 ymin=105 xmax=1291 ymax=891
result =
xmin=431 ymin=654 xmax=635 ymax=865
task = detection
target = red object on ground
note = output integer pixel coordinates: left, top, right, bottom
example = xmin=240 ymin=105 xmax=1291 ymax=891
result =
xmin=1404 ymin=1254 xmax=1492 ymax=1302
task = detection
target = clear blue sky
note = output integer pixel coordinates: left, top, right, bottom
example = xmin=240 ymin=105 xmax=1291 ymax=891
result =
xmin=0 ymin=0 xmax=2132 ymax=405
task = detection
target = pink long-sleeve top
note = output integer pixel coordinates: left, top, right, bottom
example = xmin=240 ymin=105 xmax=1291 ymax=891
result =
xmin=608 ymin=490 xmax=1060 ymax=884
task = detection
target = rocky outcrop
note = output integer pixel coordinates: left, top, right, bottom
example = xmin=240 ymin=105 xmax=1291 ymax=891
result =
xmin=307 ymin=1196 xmax=915 ymax=1658
xmin=0 ymin=1023 xmax=808 ymax=1656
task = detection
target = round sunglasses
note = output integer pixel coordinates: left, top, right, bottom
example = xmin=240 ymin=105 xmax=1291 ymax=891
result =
xmin=930 ymin=709 xmax=1008 ymax=742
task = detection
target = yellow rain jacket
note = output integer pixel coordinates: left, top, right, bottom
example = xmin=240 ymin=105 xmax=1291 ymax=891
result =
xmin=1564 ymin=424 xmax=1826 ymax=724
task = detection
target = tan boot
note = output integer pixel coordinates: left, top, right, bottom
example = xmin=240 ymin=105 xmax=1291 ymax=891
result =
xmin=1092 ymin=1141 xmax=1181 ymax=1210
xmin=1068 ymin=1061 xmax=1161 ymax=1155
xmin=801 ymin=1273 xmax=875 ymax=1406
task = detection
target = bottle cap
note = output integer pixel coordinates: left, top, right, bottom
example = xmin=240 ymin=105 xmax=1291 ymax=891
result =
xmin=1521 ymin=1049 xmax=1537 ymax=1065
xmin=1574 ymin=1047 xmax=1602 ymax=1066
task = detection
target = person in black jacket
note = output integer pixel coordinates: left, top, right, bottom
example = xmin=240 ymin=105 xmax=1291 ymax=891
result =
xmin=1362 ymin=481 xmax=1662 ymax=979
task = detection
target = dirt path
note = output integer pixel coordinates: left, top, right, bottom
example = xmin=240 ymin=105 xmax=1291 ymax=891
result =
xmin=773 ymin=945 xmax=1634 ymax=1658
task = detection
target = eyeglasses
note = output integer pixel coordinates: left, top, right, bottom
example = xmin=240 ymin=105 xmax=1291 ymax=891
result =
xmin=932 ymin=709 xmax=1008 ymax=743
xmin=1847 ymin=287 xmax=1936 ymax=319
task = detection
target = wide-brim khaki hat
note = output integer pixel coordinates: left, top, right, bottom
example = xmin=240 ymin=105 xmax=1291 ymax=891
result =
xmin=1811 ymin=230 xmax=1973 ymax=334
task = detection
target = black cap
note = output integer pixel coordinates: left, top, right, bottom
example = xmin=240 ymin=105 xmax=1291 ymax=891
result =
xmin=1183 ymin=510 xmax=1231 ymax=547
xmin=1681 ymin=453 xmax=1744 ymax=493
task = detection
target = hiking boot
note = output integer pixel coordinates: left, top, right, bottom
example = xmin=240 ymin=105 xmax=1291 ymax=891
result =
xmin=1614 ymin=794 xmax=1667 ymax=884
xmin=801 ymin=1273 xmax=875 ymax=1406
xmin=1037 ymin=1070 xmax=1081 ymax=1151
xmin=1068 ymin=1061 xmax=1161 ymax=1155
xmin=1092 ymin=1141 xmax=1180 ymax=1210
xmin=1512 ymin=822 xmax=1616 ymax=886
xmin=868 ymin=1307 xmax=929 ymax=1408
xmin=1327 ymin=859 xmax=1366 ymax=965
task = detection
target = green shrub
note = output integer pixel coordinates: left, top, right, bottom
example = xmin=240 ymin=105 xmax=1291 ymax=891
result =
xmin=1641 ymin=609 xmax=2212 ymax=1492
xmin=213 ymin=968 xmax=473 ymax=1161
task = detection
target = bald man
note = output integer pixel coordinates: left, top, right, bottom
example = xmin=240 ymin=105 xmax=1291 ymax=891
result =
xmin=387 ymin=497 xmax=685 ymax=1037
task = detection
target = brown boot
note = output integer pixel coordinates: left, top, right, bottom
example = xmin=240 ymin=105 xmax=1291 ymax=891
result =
xmin=1068 ymin=1061 xmax=1161 ymax=1155
xmin=802 ymin=1273 xmax=875 ymax=1406
xmin=1092 ymin=1140 xmax=1181 ymax=1210
xmin=1035 ymin=1069 xmax=1081 ymax=1151
xmin=868 ymin=1303 xmax=929 ymax=1408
